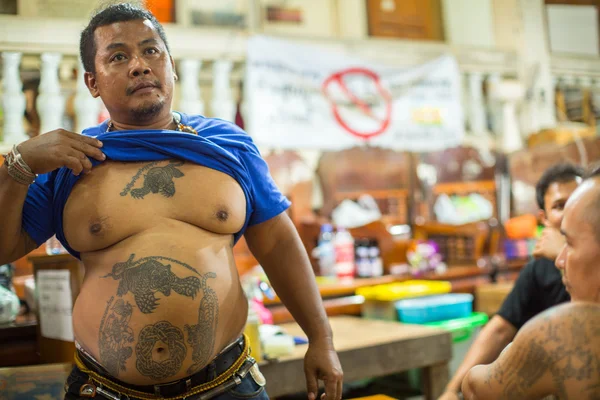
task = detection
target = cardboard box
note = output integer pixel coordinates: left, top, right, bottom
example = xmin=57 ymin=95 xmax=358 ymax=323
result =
xmin=475 ymin=282 xmax=514 ymax=316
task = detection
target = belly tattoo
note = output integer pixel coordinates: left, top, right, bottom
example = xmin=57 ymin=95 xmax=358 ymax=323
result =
xmin=98 ymin=254 xmax=219 ymax=380
xmin=98 ymin=297 xmax=134 ymax=377
xmin=103 ymin=254 xmax=201 ymax=314
xmin=136 ymin=321 xmax=187 ymax=380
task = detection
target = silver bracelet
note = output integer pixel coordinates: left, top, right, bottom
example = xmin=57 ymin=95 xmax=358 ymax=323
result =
xmin=4 ymin=145 xmax=36 ymax=185
xmin=13 ymin=145 xmax=34 ymax=173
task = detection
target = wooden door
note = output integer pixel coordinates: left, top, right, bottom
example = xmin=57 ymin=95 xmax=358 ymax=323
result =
xmin=366 ymin=0 xmax=444 ymax=40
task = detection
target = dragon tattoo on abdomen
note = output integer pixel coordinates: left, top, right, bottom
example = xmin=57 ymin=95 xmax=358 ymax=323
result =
xmin=99 ymin=254 xmax=219 ymax=379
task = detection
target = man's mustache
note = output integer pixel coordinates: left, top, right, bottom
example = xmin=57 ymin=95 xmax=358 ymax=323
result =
xmin=126 ymin=80 xmax=162 ymax=96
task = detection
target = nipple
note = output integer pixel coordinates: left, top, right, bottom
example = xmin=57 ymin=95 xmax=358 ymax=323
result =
xmin=215 ymin=210 xmax=229 ymax=222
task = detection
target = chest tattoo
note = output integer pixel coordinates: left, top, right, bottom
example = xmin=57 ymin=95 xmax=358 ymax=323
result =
xmin=121 ymin=160 xmax=185 ymax=199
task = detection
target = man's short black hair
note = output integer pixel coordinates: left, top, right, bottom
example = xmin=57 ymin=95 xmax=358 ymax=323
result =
xmin=79 ymin=2 xmax=171 ymax=74
xmin=535 ymin=163 xmax=584 ymax=210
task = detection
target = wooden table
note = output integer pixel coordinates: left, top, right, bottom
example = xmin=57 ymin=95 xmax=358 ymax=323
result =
xmin=0 ymin=317 xmax=451 ymax=400
xmin=0 ymin=313 xmax=39 ymax=368
xmin=261 ymin=316 xmax=452 ymax=399
xmin=0 ymin=362 xmax=72 ymax=399
xmin=267 ymin=260 xmax=526 ymax=324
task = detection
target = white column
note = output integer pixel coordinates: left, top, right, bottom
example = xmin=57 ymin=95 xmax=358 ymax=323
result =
xmin=211 ymin=60 xmax=235 ymax=122
xmin=486 ymin=73 xmax=502 ymax=135
xmin=178 ymin=59 xmax=205 ymax=116
xmin=467 ymin=72 xmax=488 ymax=134
xmin=1 ymin=52 xmax=28 ymax=145
xmin=490 ymin=79 xmax=525 ymax=153
xmin=517 ymin=0 xmax=556 ymax=133
xmin=74 ymin=60 xmax=101 ymax=132
xmin=36 ymin=53 xmax=65 ymax=134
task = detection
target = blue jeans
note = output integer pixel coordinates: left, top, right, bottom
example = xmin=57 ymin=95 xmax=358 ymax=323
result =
xmin=64 ymin=365 xmax=269 ymax=400
xmin=213 ymin=372 xmax=269 ymax=400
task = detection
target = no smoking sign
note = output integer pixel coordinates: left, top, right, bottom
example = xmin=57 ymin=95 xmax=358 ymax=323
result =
xmin=322 ymin=67 xmax=393 ymax=140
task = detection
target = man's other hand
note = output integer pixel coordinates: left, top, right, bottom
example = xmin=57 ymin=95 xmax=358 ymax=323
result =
xmin=304 ymin=339 xmax=343 ymax=400
xmin=532 ymin=227 xmax=565 ymax=261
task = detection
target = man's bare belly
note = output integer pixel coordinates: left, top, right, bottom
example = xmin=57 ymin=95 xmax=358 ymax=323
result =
xmin=64 ymin=160 xmax=249 ymax=385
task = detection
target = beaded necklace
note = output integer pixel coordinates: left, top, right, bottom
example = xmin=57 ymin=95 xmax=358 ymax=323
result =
xmin=106 ymin=112 xmax=198 ymax=134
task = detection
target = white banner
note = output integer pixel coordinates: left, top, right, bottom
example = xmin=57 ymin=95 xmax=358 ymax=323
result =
xmin=245 ymin=36 xmax=464 ymax=152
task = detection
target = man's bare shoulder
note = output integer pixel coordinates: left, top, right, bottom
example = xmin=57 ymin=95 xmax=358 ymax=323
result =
xmin=520 ymin=302 xmax=600 ymax=399
xmin=523 ymin=301 xmax=600 ymax=341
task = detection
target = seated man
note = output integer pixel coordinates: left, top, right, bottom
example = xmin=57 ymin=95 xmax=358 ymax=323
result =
xmin=439 ymin=163 xmax=582 ymax=400
xmin=461 ymin=166 xmax=600 ymax=400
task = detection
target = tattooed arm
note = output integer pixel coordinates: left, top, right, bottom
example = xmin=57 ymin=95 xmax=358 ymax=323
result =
xmin=244 ymin=212 xmax=343 ymax=400
xmin=462 ymin=302 xmax=600 ymax=400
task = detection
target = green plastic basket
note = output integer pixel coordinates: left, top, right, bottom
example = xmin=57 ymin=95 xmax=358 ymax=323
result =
xmin=424 ymin=312 xmax=489 ymax=343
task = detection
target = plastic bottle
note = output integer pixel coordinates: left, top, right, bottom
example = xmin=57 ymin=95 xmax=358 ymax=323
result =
xmin=45 ymin=235 xmax=67 ymax=255
xmin=244 ymin=302 xmax=263 ymax=363
xmin=317 ymin=224 xmax=336 ymax=277
xmin=369 ymin=239 xmax=384 ymax=277
xmin=334 ymin=227 xmax=355 ymax=281
xmin=355 ymin=239 xmax=371 ymax=278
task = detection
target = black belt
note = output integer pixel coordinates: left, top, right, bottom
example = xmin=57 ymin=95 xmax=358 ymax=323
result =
xmin=75 ymin=336 xmax=246 ymax=398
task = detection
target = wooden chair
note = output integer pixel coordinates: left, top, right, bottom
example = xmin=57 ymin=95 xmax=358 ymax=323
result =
xmin=415 ymin=146 xmax=499 ymax=222
xmin=413 ymin=221 xmax=490 ymax=265
xmin=316 ymin=146 xmax=413 ymax=226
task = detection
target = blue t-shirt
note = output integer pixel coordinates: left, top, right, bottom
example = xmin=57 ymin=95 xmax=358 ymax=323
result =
xmin=21 ymin=112 xmax=291 ymax=259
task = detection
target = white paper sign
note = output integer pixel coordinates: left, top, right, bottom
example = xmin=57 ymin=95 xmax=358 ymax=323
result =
xmin=245 ymin=36 xmax=464 ymax=151
xmin=37 ymin=269 xmax=74 ymax=342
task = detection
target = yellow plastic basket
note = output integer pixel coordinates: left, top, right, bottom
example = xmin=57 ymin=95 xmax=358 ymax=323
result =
xmin=358 ymin=280 xmax=452 ymax=321
xmin=357 ymin=280 xmax=452 ymax=302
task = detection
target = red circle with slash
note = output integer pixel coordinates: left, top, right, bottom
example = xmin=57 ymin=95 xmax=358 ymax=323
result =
xmin=322 ymin=67 xmax=392 ymax=140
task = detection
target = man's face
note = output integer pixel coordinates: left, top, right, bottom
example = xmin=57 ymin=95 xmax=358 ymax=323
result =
xmin=556 ymin=178 xmax=600 ymax=302
xmin=85 ymin=19 xmax=175 ymax=123
xmin=541 ymin=180 xmax=580 ymax=229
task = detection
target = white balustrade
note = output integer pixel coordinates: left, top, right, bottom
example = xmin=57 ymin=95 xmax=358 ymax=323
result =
xmin=466 ymin=72 xmax=487 ymax=135
xmin=486 ymin=73 xmax=502 ymax=135
xmin=2 ymin=52 xmax=28 ymax=146
xmin=178 ymin=59 xmax=205 ymax=116
xmin=74 ymin=60 xmax=101 ymax=133
xmin=36 ymin=53 xmax=65 ymax=134
xmin=211 ymin=60 xmax=235 ymax=122
xmin=489 ymin=79 xmax=524 ymax=153
xmin=0 ymin=51 xmax=518 ymax=152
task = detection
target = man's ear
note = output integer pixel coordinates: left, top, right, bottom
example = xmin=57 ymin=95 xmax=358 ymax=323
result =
xmin=84 ymin=71 xmax=100 ymax=98
xmin=539 ymin=209 xmax=550 ymax=227
xmin=170 ymin=56 xmax=177 ymax=81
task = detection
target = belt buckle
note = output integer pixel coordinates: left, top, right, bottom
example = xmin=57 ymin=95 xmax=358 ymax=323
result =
xmin=235 ymin=357 xmax=256 ymax=379
xmin=96 ymin=385 xmax=129 ymax=400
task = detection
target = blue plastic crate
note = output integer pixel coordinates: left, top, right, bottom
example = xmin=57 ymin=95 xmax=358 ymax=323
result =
xmin=395 ymin=293 xmax=474 ymax=324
